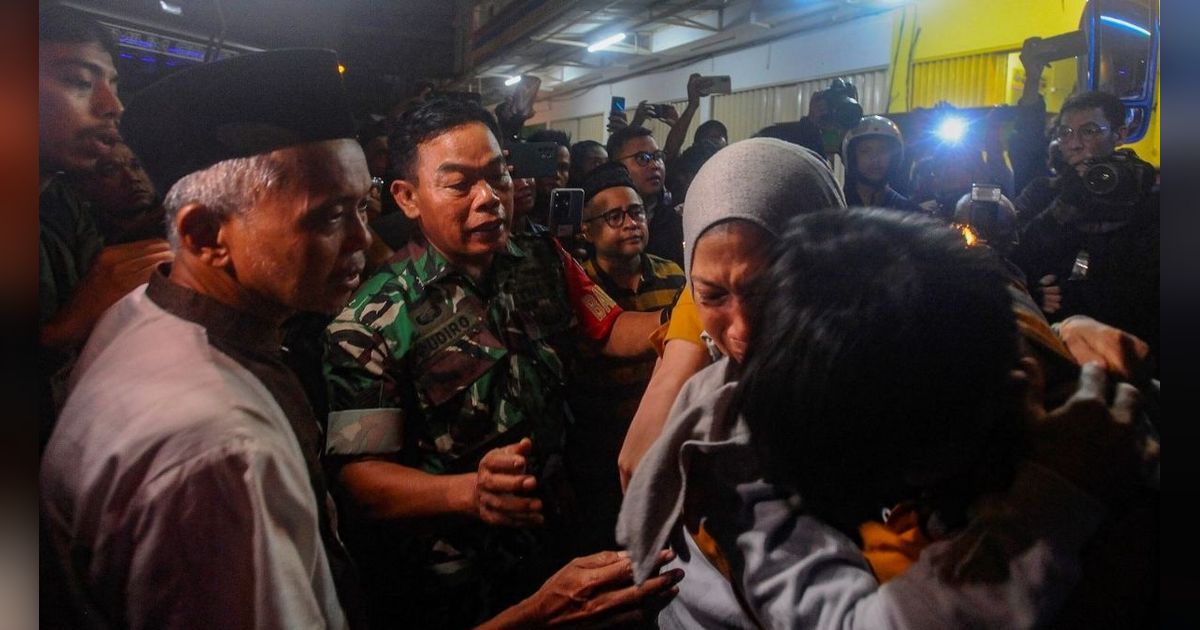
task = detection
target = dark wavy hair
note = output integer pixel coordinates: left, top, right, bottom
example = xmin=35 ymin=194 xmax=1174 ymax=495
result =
xmin=389 ymin=97 xmax=501 ymax=182
xmin=606 ymin=126 xmax=653 ymax=162
xmin=736 ymin=208 xmax=1024 ymax=540
xmin=1060 ymin=90 xmax=1127 ymax=131
xmin=40 ymin=4 xmax=118 ymax=59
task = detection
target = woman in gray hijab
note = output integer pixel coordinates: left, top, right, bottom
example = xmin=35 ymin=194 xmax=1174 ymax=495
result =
xmin=617 ymin=138 xmax=844 ymax=488
xmin=614 ymin=142 xmax=1146 ymax=628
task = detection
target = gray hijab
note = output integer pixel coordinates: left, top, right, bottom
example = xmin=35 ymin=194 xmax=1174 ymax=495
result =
xmin=682 ymin=137 xmax=846 ymax=278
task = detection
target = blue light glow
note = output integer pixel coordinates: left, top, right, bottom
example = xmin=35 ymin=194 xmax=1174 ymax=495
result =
xmin=167 ymin=46 xmax=205 ymax=60
xmin=119 ymin=35 xmax=157 ymax=50
xmin=1100 ymin=15 xmax=1152 ymax=37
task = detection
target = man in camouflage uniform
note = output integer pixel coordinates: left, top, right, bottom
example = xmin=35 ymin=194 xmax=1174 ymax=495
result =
xmin=322 ymin=98 xmax=665 ymax=627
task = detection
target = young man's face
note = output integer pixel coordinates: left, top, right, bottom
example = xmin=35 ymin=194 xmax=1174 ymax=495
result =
xmin=392 ymin=122 xmax=513 ymax=268
xmin=582 ymin=186 xmax=646 ymax=261
xmin=76 ymin=142 xmax=156 ymax=216
xmin=1057 ymin=106 xmax=1126 ymax=174
xmin=853 ymin=137 xmax=894 ymax=186
xmin=535 ymin=145 xmax=571 ymax=200
xmin=39 ymin=41 xmax=123 ymax=174
xmin=616 ymin=135 xmax=666 ymax=198
xmin=222 ymin=139 xmax=372 ymax=314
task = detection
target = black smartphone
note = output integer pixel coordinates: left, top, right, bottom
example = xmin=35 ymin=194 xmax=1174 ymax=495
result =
xmin=548 ymin=188 xmax=584 ymax=240
xmin=610 ymin=96 xmax=626 ymax=116
xmin=508 ymin=142 xmax=559 ymax=179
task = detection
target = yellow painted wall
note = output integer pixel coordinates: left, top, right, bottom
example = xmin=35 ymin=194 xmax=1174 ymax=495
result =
xmin=887 ymin=0 xmax=1158 ymax=165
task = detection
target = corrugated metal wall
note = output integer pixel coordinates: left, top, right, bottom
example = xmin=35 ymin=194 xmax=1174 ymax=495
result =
xmin=911 ymin=52 xmax=1010 ymax=109
xmin=546 ymin=113 xmax=606 ymax=144
xmin=545 ymin=69 xmax=889 ymax=146
xmin=711 ymin=68 xmax=889 ymax=142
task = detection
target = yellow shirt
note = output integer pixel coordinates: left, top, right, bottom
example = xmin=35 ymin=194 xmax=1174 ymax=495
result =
xmin=661 ymin=283 xmax=705 ymax=351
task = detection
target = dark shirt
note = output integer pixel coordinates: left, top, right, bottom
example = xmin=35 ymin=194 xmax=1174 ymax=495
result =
xmin=644 ymin=189 xmax=684 ymax=267
xmin=39 ymin=175 xmax=105 ymax=447
xmin=844 ymin=184 xmax=921 ymax=213
xmin=146 ymin=271 xmax=368 ymax=628
xmin=1011 ymin=190 xmax=1160 ymax=354
xmin=569 ymin=254 xmax=684 ymax=555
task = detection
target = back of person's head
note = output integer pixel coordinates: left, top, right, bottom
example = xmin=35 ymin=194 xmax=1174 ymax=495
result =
xmin=390 ymin=97 xmax=501 ymax=181
xmin=39 ymin=4 xmax=117 ymax=58
xmin=1060 ymin=90 xmax=1127 ymax=130
xmin=526 ymin=128 xmax=571 ymax=148
xmin=694 ymin=120 xmax=728 ymax=144
xmin=738 ymin=208 xmax=1023 ymax=539
xmin=606 ymin=126 xmax=653 ymax=162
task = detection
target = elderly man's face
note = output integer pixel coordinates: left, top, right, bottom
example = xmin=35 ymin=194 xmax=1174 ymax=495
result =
xmin=224 ymin=138 xmax=372 ymax=314
xmin=39 ymin=41 xmax=123 ymax=174
xmin=393 ymin=122 xmax=513 ymax=270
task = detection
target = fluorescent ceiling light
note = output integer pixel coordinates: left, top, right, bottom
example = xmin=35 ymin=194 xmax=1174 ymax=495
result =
xmin=159 ymin=1 xmax=182 ymax=15
xmin=505 ymin=75 xmax=522 ymax=86
xmin=587 ymin=33 xmax=626 ymax=53
xmin=1100 ymin=15 xmax=1152 ymax=37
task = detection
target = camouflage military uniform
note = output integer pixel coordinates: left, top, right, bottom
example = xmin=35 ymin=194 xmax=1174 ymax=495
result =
xmin=323 ymin=233 xmax=620 ymax=627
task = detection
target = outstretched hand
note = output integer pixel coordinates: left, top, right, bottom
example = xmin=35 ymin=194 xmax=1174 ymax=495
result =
xmin=520 ymin=549 xmax=682 ymax=628
xmin=1028 ymin=362 xmax=1157 ymax=505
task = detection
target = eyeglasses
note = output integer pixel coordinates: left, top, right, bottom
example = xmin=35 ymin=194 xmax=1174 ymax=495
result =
xmin=620 ymin=150 xmax=666 ymax=166
xmin=1052 ymin=122 xmax=1111 ymax=142
xmin=585 ymin=206 xmax=647 ymax=228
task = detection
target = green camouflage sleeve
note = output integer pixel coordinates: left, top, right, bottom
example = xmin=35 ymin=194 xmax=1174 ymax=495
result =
xmin=322 ymin=276 xmax=416 ymax=457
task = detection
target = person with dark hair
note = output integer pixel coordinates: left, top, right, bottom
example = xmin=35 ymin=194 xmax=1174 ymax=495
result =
xmin=567 ymin=163 xmax=685 ymax=555
xmin=607 ymin=125 xmax=682 ymax=265
xmin=38 ymin=4 xmax=173 ymax=438
xmin=694 ymin=119 xmax=728 ymax=148
xmin=568 ymin=139 xmax=607 ymax=187
xmin=525 ymin=128 xmax=571 ymax=224
xmin=619 ymin=206 xmax=1154 ymax=628
xmin=665 ymin=138 xmax=722 ymax=206
xmin=42 ymin=48 xmax=371 ymax=630
xmin=1008 ymin=89 xmax=1160 ymax=359
xmin=67 ymin=141 xmax=166 ymax=244
xmin=617 ymin=139 xmax=845 ymax=492
xmin=841 ymin=115 xmax=920 ymax=212
xmin=324 ymin=97 xmax=678 ymax=627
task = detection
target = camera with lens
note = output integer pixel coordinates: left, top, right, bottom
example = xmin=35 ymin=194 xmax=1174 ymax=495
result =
xmin=820 ymin=78 xmax=864 ymax=130
xmin=1078 ymin=149 xmax=1156 ymax=206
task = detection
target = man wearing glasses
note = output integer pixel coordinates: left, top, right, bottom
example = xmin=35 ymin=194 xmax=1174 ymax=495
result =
xmin=568 ymin=162 xmax=686 ymax=555
xmin=606 ymin=126 xmax=684 ymax=266
xmin=1010 ymin=90 xmax=1160 ymax=357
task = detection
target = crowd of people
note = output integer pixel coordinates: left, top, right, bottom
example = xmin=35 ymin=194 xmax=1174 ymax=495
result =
xmin=38 ymin=4 xmax=1160 ymax=628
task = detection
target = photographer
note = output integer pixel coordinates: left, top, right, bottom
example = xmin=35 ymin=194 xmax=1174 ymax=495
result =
xmin=756 ymin=77 xmax=863 ymax=177
xmin=1009 ymin=90 xmax=1159 ymax=356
